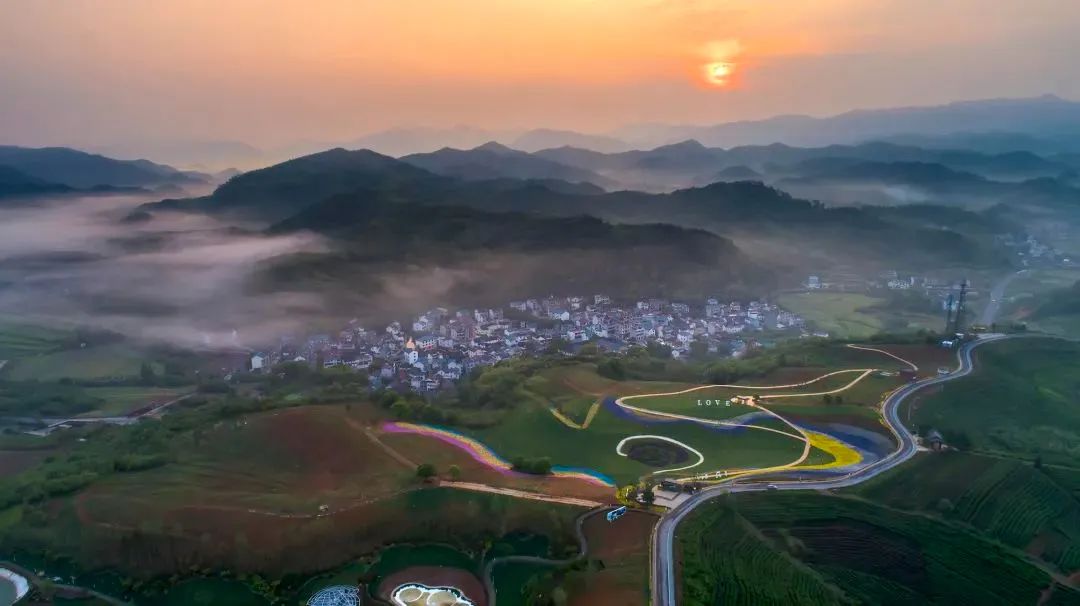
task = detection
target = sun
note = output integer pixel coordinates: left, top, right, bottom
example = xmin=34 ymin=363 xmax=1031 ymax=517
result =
xmin=704 ymin=61 xmax=735 ymax=87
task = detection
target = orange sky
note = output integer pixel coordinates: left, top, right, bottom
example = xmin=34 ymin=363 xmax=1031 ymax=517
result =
xmin=1 ymin=0 xmax=1078 ymax=148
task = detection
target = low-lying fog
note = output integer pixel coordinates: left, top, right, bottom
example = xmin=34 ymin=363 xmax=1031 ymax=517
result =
xmin=0 ymin=194 xmax=326 ymax=349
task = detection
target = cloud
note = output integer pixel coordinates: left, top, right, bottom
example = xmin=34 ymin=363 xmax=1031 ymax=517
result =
xmin=0 ymin=194 xmax=327 ymax=349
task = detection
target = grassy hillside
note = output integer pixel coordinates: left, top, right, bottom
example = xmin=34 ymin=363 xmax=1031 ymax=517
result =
xmin=1025 ymin=279 xmax=1080 ymax=337
xmin=910 ymin=338 xmax=1080 ymax=465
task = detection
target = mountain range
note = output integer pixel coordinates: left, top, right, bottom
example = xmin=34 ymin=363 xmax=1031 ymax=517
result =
xmin=142 ymin=145 xmax=1012 ymax=285
xmin=612 ymin=95 xmax=1080 ymax=149
xmin=401 ymin=142 xmax=617 ymax=189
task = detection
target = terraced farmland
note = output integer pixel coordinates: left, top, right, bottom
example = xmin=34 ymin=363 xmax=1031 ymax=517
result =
xmin=857 ymin=452 xmax=1080 ymax=573
xmin=680 ymin=492 xmax=1080 ymax=606
xmin=0 ymin=320 xmax=70 ymax=362
xmin=678 ymin=504 xmax=846 ymax=606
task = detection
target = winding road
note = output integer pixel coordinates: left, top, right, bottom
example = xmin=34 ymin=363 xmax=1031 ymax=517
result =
xmin=650 ymin=334 xmax=1008 ymax=606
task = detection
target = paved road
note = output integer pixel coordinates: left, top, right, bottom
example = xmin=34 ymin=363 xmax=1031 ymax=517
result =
xmin=3 ymin=394 xmax=193 ymax=432
xmin=980 ymin=270 xmax=1026 ymax=326
xmin=650 ymin=335 xmax=1008 ymax=606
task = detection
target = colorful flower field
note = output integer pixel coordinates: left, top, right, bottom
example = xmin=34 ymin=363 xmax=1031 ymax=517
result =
xmin=382 ymin=421 xmax=615 ymax=487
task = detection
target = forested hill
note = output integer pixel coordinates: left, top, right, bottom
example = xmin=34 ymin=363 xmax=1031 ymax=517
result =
xmin=148 ymin=147 xmax=449 ymax=221
xmin=144 ymin=147 xmax=1011 ymax=272
xmin=0 ymin=145 xmax=206 ymax=189
xmin=259 ymin=195 xmax=763 ymax=320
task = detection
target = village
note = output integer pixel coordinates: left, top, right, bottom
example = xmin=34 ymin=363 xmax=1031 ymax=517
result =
xmin=251 ymin=295 xmax=807 ymax=393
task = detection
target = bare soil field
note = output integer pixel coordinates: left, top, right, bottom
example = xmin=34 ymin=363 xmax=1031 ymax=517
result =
xmin=564 ymin=510 xmax=656 ymax=606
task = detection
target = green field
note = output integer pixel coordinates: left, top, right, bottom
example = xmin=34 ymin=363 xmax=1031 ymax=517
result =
xmin=679 ymin=492 xmax=1080 ymax=606
xmin=911 ymin=338 xmax=1080 ymax=465
xmin=772 ymin=372 xmax=902 ymax=409
xmin=80 ymin=386 xmax=190 ymax=417
xmin=779 ymin=292 xmax=943 ymax=338
xmin=466 ymin=399 xmax=806 ymax=484
xmin=857 ymin=452 xmax=1080 ymax=574
xmin=3 ymin=343 xmax=159 ymax=381
xmin=451 ymin=346 xmax=923 ymax=484
xmin=620 ymin=370 xmax=874 ymax=419
xmin=779 ymin=293 xmax=886 ymax=337
xmin=620 ymin=389 xmax=759 ymax=420
xmin=0 ymin=320 xmax=71 ymax=361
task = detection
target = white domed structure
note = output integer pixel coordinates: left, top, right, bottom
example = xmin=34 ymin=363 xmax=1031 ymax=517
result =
xmin=308 ymin=585 xmax=361 ymax=606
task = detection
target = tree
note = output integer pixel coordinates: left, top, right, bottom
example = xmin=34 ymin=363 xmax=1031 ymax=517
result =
xmin=416 ymin=463 xmax=437 ymax=480
xmin=546 ymin=338 xmax=568 ymax=354
xmin=640 ymin=487 xmax=655 ymax=505
xmin=578 ymin=342 xmax=600 ymax=357
xmin=822 ymin=394 xmax=833 ymax=404
xmin=140 ymin=362 xmax=157 ymax=384
xmin=448 ymin=464 xmax=462 ymax=481
xmin=646 ymin=341 xmax=672 ymax=359
xmin=597 ymin=358 xmax=626 ymax=380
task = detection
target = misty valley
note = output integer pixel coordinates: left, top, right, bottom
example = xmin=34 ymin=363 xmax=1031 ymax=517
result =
xmin=2 ymin=86 xmax=1080 ymax=605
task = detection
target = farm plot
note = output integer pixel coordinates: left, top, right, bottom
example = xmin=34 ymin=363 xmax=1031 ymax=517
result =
xmin=0 ymin=320 xmax=70 ymax=362
xmin=79 ymin=386 xmax=191 ymax=417
xmin=562 ymin=510 xmax=655 ymax=606
xmin=4 ymin=343 xmax=157 ymax=381
xmin=856 ymin=452 xmax=1080 ymax=574
xmin=680 ymin=492 xmax=1077 ymax=606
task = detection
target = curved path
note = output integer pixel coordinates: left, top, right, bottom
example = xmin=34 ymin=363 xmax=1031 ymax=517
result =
xmin=650 ymin=334 xmax=1010 ymax=606
xmin=482 ymin=506 xmax=615 ymax=606
xmin=613 ymin=361 xmax=895 ymax=482
xmin=616 ymin=435 xmax=706 ymax=474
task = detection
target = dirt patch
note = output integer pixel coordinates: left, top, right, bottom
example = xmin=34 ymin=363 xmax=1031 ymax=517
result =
xmin=567 ymin=574 xmax=644 ymax=606
xmin=583 ymin=510 xmax=655 ymax=560
xmin=565 ymin=510 xmax=655 ymax=606
xmin=379 ymin=566 xmax=487 ymax=606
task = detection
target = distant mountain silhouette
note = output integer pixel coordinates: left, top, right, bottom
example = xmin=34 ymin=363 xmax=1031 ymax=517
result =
xmin=402 ymin=142 xmax=617 ymax=189
xmin=510 ymin=129 xmax=630 ymax=153
xmin=0 ymin=165 xmax=74 ymax=199
xmin=536 ymin=139 xmax=1073 ymax=192
xmin=613 ymin=96 xmax=1080 ymax=149
xmin=0 ymin=163 xmax=152 ymax=203
xmin=144 ymin=146 xmax=1008 ymax=273
xmin=0 ymin=146 xmax=206 ymax=189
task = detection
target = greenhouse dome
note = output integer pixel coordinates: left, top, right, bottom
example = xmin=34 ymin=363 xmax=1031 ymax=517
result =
xmin=307 ymin=585 xmax=361 ymax=606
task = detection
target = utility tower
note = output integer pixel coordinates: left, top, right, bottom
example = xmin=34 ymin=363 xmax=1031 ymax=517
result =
xmin=952 ymin=280 xmax=968 ymax=334
xmin=943 ymin=293 xmax=955 ymax=334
